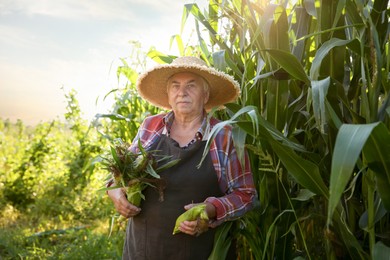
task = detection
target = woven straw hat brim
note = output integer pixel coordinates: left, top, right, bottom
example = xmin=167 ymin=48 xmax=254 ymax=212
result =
xmin=136 ymin=63 xmax=240 ymax=110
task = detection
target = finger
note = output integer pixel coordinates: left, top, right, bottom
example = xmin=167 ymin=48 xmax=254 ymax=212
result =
xmin=184 ymin=202 xmax=199 ymax=210
xmin=119 ymin=200 xmax=141 ymax=217
xmin=179 ymin=220 xmax=198 ymax=235
xmin=119 ymin=207 xmax=140 ymax=218
xmin=123 ymin=209 xmax=140 ymax=218
xmin=184 ymin=204 xmax=193 ymax=210
xmin=110 ymin=190 xmax=140 ymax=217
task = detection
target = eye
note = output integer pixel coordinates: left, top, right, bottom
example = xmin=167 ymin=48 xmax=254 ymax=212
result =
xmin=170 ymin=84 xmax=180 ymax=91
xmin=186 ymin=83 xmax=196 ymax=89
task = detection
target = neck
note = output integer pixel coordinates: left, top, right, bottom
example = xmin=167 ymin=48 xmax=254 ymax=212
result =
xmin=170 ymin=112 xmax=204 ymax=147
xmin=174 ymin=112 xmax=203 ymax=127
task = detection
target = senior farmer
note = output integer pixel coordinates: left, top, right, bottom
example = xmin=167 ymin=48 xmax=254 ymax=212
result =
xmin=107 ymin=56 xmax=257 ymax=259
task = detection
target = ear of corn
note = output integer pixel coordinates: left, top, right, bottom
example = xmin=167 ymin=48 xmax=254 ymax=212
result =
xmin=172 ymin=204 xmax=209 ymax=235
xmin=133 ymin=153 xmax=149 ymax=172
xmin=124 ymin=181 xmax=143 ymax=207
xmin=100 ymin=138 xmax=180 ymax=219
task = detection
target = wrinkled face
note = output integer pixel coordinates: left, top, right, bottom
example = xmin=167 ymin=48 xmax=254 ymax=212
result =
xmin=167 ymin=72 xmax=209 ymax=116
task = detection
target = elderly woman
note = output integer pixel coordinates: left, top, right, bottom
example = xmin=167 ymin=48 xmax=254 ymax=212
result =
xmin=107 ymin=56 xmax=257 ymax=259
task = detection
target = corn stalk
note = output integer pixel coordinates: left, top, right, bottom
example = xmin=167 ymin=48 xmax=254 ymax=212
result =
xmin=162 ymin=0 xmax=390 ymax=258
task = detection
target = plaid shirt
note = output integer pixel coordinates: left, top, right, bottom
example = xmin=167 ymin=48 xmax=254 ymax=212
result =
xmin=129 ymin=111 xmax=257 ymax=227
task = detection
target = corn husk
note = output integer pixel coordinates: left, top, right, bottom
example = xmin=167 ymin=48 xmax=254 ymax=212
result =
xmin=100 ymin=138 xmax=180 ymax=208
xmin=173 ymin=203 xmax=209 ymax=235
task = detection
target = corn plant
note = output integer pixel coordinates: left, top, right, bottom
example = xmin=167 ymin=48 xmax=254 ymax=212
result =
xmin=94 ymin=42 xmax=161 ymax=143
xmin=159 ymin=0 xmax=390 ymax=258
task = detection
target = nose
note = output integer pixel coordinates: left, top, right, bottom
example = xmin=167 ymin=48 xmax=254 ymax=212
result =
xmin=177 ymin=86 xmax=188 ymax=96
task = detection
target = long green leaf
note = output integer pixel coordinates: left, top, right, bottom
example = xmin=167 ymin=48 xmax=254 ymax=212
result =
xmin=226 ymin=106 xmax=327 ymax=197
xmin=145 ymin=163 xmax=160 ymax=179
xmin=95 ymin=113 xmax=132 ymax=122
xmin=373 ymin=242 xmax=390 ymax=260
xmin=198 ymin=106 xmax=260 ymax=169
xmin=266 ymin=79 xmax=289 ymax=131
xmin=263 ymin=49 xmax=310 ymax=85
xmin=303 ymin=0 xmax=317 ymax=17
xmin=363 ymin=123 xmax=390 ymax=210
xmin=270 ymin=138 xmax=328 ymax=197
xmin=185 ymin=3 xmax=232 ymax=57
xmin=156 ymin=158 xmax=181 ymax=172
xmin=208 ymin=222 xmax=233 ymax=260
xmin=331 ymin=0 xmax=346 ymax=32
xmin=231 ymin=125 xmax=247 ymax=171
xmin=328 ymin=123 xmax=380 ymax=224
xmin=261 ymin=210 xmax=293 ymax=260
xmin=169 ymin=35 xmax=184 ymax=56
xmin=110 ymin=146 xmax=121 ymax=168
xmin=358 ymin=195 xmax=387 ymax=230
xmin=309 ymin=38 xmax=353 ymax=80
xmin=226 ymin=103 xmax=306 ymax=152
xmin=198 ymin=119 xmax=236 ymax=169
xmin=311 ymin=77 xmax=330 ymax=133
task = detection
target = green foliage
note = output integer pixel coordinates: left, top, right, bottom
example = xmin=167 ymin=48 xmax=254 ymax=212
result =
xmin=0 ymin=42 xmax=165 ymax=258
xmin=0 ymin=219 xmax=123 ymax=259
xmin=1 ymin=0 xmax=389 ymax=258
xmin=0 ymin=89 xmax=118 ymax=258
xmin=95 ymin=43 xmax=161 ymax=143
xmin=175 ymin=0 xmax=390 ymax=259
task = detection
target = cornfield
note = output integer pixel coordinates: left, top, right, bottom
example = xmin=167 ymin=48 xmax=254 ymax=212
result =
xmin=1 ymin=0 xmax=389 ymax=259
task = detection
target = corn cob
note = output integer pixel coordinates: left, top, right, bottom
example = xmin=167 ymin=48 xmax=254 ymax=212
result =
xmin=125 ymin=181 xmax=143 ymax=207
xmin=172 ymin=203 xmax=209 ymax=235
xmin=133 ymin=153 xmax=149 ymax=172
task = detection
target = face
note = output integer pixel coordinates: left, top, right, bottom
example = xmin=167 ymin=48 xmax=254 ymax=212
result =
xmin=167 ymin=72 xmax=209 ymax=116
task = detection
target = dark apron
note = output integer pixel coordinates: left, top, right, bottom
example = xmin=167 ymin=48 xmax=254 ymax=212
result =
xmin=122 ymin=135 xmax=224 ymax=260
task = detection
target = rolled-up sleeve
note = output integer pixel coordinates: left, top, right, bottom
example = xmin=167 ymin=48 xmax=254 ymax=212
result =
xmin=205 ymin=123 xmax=257 ymax=227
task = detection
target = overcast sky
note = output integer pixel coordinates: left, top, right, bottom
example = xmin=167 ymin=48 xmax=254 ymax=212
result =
xmin=0 ymin=0 xmax=207 ymax=125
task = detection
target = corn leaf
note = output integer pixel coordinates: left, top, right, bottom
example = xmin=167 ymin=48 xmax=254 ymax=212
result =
xmin=358 ymin=194 xmax=387 ymax=230
xmin=225 ymin=107 xmax=327 ymax=196
xmin=156 ymin=158 xmax=181 ymax=172
xmin=95 ymin=113 xmax=133 ymax=122
xmin=110 ymin=146 xmax=121 ymax=168
xmin=310 ymin=38 xmax=353 ymax=80
xmin=362 ymin=123 xmax=390 ymax=210
xmin=263 ymin=49 xmax=310 ymax=85
xmin=208 ymin=222 xmax=233 ymax=260
xmin=145 ymin=163 xmax=161 ymax=179
xmin=270 ymin=138 xmax=328 ymax=197
xmin=328 ymin=122 xmax=387 ymax=224
xmin=311 ymin=77 xmax=330 ymax=133
xmin=373 ymin=242 xmax=390 ymax=260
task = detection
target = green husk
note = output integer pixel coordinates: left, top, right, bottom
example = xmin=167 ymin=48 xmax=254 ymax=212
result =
xmin=100 ymin=138 xmax=180 ymax=209
xmin=124 ymin=181 xmax=143 ymax=207
xmin=173 ymin=203 xmax=209 ymax=235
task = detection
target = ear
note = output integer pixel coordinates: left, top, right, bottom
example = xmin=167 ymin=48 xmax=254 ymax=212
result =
xmin=203 ymin=90 xmax=210 ymax=105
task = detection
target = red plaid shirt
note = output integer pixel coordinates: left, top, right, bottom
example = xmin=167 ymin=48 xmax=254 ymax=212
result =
xmin=129 ymin=111 xmax=257 ymax=227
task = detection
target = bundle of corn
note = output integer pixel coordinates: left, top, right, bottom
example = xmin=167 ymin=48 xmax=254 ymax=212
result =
xmin=101 ymin=138 xmax=180 ymax=207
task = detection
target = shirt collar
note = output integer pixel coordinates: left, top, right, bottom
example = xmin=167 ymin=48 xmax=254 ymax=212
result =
xmin=163 ymin=111 xmax=208 ymax=141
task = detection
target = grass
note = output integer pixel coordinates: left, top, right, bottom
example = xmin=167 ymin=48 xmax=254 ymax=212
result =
xmin=0 ymin=204 xmax=125 ymax=259
xmin=0 ymin=208 xmax=124 ymax=260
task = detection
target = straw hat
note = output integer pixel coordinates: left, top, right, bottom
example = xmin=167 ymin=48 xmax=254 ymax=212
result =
xmin=136 ymin=56 xmax=240 ymax=110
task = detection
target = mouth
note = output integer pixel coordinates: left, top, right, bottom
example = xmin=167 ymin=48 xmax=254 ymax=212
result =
xmin=177 ymin=101 xmax=190 ymax=105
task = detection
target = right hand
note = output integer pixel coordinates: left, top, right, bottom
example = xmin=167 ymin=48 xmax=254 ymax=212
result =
xmin=107 ymin=187 xmax=141 ymax=218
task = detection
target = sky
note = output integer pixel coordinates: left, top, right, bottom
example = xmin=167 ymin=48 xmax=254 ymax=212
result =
xmin=0 ymin=0 xmax=207 ymax=126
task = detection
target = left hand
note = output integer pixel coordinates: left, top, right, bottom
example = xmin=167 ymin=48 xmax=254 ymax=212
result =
xmin=178 ymin=219 xmax=200 ymax=236
xmin=178 ymin=202 xmax=216 ymax=236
